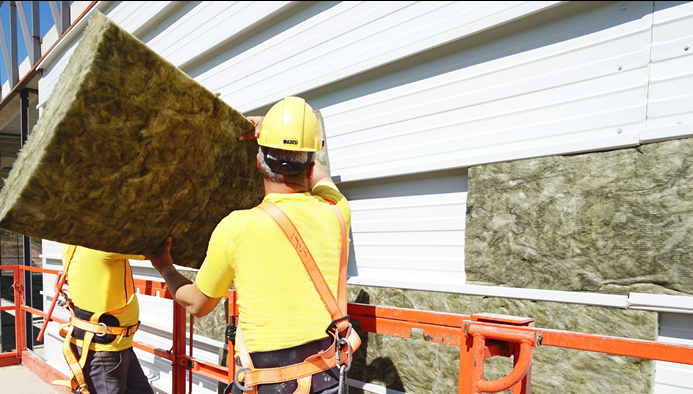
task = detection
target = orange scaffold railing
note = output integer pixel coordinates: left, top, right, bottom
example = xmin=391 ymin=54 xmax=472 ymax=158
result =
xmin=2 ymin=264 xmax=693 ymax=394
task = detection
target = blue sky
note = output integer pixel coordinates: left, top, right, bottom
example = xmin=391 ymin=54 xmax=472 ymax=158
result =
xmin=0 ymin=1 xmax=73 ymax=86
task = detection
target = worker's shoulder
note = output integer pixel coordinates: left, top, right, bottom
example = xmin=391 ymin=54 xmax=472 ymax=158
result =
xmin=312 ymin=181 xmax=346 ymax=202
xmin=216 ymin=206 xmax=264 ymax=228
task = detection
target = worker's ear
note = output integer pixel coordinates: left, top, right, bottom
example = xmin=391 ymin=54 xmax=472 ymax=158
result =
xmin=257 ymin=152 xmax=262 ymax=173
xmin=306 ymin=161 xmax=316 ymax=179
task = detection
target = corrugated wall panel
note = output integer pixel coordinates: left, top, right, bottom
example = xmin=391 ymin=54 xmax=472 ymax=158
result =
xmin=106 ymin=1 xmax=176 ymax=34
xmin=322 ymin=1 xmax=654 ymax=182
xmin=145 ymin=1 xmax=292 ymax=68
xmin=194 ymin=1 xmax=561 ymax=112
xmin=654 ymin=313 xmax=693 ymax=394
xmin=342 ymin=171 xmax=467 ymax=285
xmin=647 ymin=1 xmax=693 ymax=130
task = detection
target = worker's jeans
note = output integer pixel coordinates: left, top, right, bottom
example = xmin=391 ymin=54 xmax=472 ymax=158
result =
xmin=72 ymin=344 xmax=154 ymax=394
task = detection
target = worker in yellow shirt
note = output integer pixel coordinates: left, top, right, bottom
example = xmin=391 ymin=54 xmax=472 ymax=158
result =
xmin=146 ymin=97 xmax=359 ymax=394
xmin=58 ymin=245 xmax=153 ymax=394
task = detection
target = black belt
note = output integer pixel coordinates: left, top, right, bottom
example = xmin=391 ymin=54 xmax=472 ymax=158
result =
xmin=226 ymin=336 xmax=339 ymax=394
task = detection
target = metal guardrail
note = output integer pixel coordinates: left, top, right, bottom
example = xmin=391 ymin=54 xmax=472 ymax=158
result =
xmin=2 ymin=265 xmax=693 ymax=393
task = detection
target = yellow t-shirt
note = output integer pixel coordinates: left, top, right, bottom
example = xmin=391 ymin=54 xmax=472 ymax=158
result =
xmin=62 ymin=245 xmax=144 ymax=351
xmin=195 ymin=180 xmax=351 ymax=353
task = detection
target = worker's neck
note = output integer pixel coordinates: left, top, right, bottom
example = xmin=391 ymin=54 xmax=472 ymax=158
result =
xmin=263 ymin=178 xmax=311 ymax=195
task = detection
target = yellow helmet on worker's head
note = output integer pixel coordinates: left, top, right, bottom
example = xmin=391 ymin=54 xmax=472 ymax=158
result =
xmin=258 ymin=97 xmax=323 ymax=152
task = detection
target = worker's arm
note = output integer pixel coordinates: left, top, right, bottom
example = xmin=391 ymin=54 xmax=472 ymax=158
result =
xmin=145 ymin=237 xmax=221 ymax=317
xmin=310 ymin=160 xmax=333 ymax=190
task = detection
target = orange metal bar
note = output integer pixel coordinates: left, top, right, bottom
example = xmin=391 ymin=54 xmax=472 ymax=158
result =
xmin=180 ymin=355 xmax=232 ymax=384
xmin=172 ymin=302 xmax=187 ymax=393
xmin=189 ymin=314 xmax=194 ymax=394
xmin=133 ymin=340 xmax=174 ymax=361
xmin=512 ymin=342 xmax=532 ymax=394
xmin=465 ymin=324 xmax=537 ymax=393
xmin=0 ymin=353 xmax=20 ymax=367
xmin=37 ymin=268 xmax=66 ymax=341
xmin=459 ymin=332 xmax=475 ymax=393
xmin=540 ymin=329 xmax=693 ymax=365
xmin=22 ymin=304 xmax=47 ymax=318
xmin=19 ymin=265 xmax=59 ymax=274
xmin=10 ymin=265 xmax=693 ymax=394
xmin=13 ymin=267 xmax=24 ymax=361
xmin=133 ymin=278 xmax=173 ymax=299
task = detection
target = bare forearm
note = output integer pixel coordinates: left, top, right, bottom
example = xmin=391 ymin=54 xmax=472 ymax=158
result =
xmin=146 ymin=237 xmax=220 ymax=317
xmin=158 ymin=265 xmax=192 ymax=305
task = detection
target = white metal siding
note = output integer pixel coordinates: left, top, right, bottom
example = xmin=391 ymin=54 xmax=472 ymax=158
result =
xmin=647 ymin=1 xmax=693 ymax=129
xmin=144 ymin=1 xmax=292 ymax=68
xmin=193 ymin=1 xmax=561 ymax=112
xmin=341 ymin=171 xmax=467 ymax=285
xmin=105 ymin=1 xmax=178 ymax=36
xmin=654 ymin=313 xmax=693 ymax=394
xmin=321 ymin=1 xmax=654 ymax=182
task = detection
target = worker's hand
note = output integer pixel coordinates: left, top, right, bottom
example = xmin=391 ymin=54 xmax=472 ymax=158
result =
xmin=238 ymin=116 xmax=264 ymax=141
xmin=145 ymin=236 xmax=174 ymax=272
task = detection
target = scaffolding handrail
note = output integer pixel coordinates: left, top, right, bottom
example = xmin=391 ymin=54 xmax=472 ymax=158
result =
xmin=2 ymin=265 xmax=693 ymax=393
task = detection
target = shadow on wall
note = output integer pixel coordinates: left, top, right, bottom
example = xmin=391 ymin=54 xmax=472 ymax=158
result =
xmin=349 ymin=290 xmax=405 ymax=394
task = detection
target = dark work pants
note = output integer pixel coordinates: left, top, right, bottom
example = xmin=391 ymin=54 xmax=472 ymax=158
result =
xmin=72 ymin=344 xmax=154 ymax=394
xmin=226 ymin=337 xmax=341 ymax=394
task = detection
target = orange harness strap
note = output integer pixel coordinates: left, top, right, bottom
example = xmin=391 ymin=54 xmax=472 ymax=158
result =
xmin=259 ymin=201 xmax=346 ymax=319
xmin=233 ymin=201 xmax=360 ymax=394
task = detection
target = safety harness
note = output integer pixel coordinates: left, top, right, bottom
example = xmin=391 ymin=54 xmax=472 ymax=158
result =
xmin=231 ymin=201 xmax=361 ymax=394
xmin=51 ymin=245 xmax=141 ymax=394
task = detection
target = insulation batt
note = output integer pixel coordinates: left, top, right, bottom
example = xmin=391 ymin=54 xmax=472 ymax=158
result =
xmin=0 ymin=10 xmax=264 ymax=268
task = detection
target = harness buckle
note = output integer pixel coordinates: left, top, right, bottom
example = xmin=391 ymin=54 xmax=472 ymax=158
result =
xmin=57 ymin=297 xmax=71 ymax=309
xmin=326 ymin=315 xmax=351 ymax=335
xmin=334 ymin=321 xmax=353 ymax=374
xmin=233 ymin=367 xmax=252 ymax=392
xmin=335 ymin=327 xmax=353 ymax=394
xmin=226 ymin=324 xmax=237 ymax=345
xmin=124 ymin=323 xmax=138 ymax=337
xmin=95 ymin=322 xmax=108 ymax=338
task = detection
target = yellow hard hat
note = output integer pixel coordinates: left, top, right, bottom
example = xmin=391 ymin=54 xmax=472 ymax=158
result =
xmin=258 ymin=97 xmax=323 ymax=152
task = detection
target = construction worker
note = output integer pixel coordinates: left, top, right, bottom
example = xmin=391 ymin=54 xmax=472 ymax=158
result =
xmin=146 ymin=96 xmax=359 ymax=394
xmin=57 ymin=245 xmax=153 ymax=394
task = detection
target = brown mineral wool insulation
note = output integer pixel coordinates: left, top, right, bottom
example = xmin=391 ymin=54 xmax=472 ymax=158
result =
xmin=0 ymin=10 xmax=264 ymax=268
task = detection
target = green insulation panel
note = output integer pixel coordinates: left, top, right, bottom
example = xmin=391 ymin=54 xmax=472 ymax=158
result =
xmin=466 ymin=137 xmax=693 ymax=296
xmin=0 ymin=11 xmax=264 ymax=268
xmin=347 ymin=286 xmax=656 ymax=394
